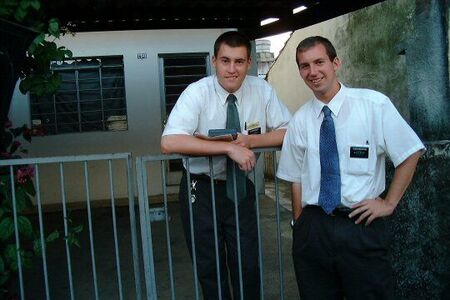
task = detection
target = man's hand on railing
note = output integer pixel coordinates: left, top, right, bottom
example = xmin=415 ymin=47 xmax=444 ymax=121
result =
xmin=227 ymin=144 xmax=256 ymax=171
xmin=232 ymin=133 xmax=252 ymax=149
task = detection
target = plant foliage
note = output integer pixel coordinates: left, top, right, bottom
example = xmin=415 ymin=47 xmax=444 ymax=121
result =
xmin=0 ymin=0 xmax=73 ymax=96
xmin=0 ymin=120 xmax=82 ymax=298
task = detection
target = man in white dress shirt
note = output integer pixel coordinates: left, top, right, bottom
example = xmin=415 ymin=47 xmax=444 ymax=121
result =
xmin=161 ymin=31 xmax=291 ymax=299
xmin=277 ymin=36 xmax=425 ymax=299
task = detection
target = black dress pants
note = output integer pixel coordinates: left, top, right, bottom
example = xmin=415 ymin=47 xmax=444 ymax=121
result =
xmin=179 ymin=172 xmax=260 ymax=300
xmin=292 ymin=205 xmax=395 ymax=300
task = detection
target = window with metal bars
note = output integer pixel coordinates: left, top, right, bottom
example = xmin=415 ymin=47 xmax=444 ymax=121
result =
xmin=160 ymin=53 xmax=210 ymax=171
xmin=30 ymin=56 xmax=128 ymax=135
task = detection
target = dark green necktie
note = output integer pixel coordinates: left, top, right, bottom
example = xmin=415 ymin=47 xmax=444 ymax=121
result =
xmin=226 ymin=94 xmax=247 ymax=201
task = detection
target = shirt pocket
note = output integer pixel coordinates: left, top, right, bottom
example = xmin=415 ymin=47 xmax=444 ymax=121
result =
xmin=346 ymin=143 xmax=372 ymax=175
xmin=303 ymin=148 xmax=320 ymax=192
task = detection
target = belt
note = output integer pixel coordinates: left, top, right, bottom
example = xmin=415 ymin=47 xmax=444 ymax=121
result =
xmin=305 ymin=205 xmax=353 ymax=217
xmin=188 ymin=173 xmax=226 ymax=185
xmin=330 ymin=206 xmax=353 ymax=217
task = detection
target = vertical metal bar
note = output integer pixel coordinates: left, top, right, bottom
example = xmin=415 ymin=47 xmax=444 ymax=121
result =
xmin=272 ymin=151 xmax=285 ymax=299
xmin=185 ymin=159 xmax=200 ymax=300
xmin=59 ymin=163 xmax=75 ymax=300
xmin=208 ymin=157 xmax=222 ymax=300
xmin=160 ymin=160 xmax=176 ymax=300
xmin=9 ymin=166 xmax=25 ymax=300
xmin=108 ymin=160 xmax=124 ymax=300
xmin=98 ymin=66 xmax=106 ymax=130
xmin=75 ymin=69 xmax=82 ymax=132
xmin=136 ymin=158 xmax=157 ymax=300
xmin=232 ymin=163 xmax=244 ymax=300
xmin=126 ymin=155 xmax=142 ymax=300
xmin=35 ymin=165 xmax=51 ymax=300
xmin=252 ymin=169 xmax=264 ymax=299
xmin=83 ymin=161 xmax=99 ymax=300
xmin=141 ymin=159 xmax=158 ymax=299
xmin=53 ymin=93 xmax=58 ymax=134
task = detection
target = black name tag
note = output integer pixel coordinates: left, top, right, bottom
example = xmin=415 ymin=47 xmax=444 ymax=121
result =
xmin=350 ymin=146 xmax=369 ymax=158
xmin=248 ymin=127 xmax=261 ymax=135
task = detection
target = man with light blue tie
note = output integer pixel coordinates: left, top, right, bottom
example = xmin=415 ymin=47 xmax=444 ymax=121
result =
xmin=277 ymin=36 xmax=425 ymax=299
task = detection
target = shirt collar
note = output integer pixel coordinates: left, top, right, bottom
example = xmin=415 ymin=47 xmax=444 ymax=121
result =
xmin=312 ymin=83 xmax=346 ymax=119
xmin=214 ymin=75 xmax=245 ymax=106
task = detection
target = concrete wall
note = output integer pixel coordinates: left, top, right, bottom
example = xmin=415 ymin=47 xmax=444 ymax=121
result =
xmin=267 ymin=0 xmax=414 ymax=118
xmin=8 ymin=29 xmax=230 ymax=204
xmin=268 ymin=0 xmax=450 ymax=297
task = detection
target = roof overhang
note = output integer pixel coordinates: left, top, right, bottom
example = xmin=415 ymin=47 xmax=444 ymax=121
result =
xmin=47 ymin=0 xmax=385 ymax=39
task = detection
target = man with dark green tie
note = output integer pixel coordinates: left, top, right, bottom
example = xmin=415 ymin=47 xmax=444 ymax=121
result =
xmin=161 ymin=31 xmax=291 ymax=299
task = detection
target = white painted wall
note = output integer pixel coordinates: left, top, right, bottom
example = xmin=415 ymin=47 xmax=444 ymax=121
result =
xmin=9 ymin=28 xmax=230 ymax=204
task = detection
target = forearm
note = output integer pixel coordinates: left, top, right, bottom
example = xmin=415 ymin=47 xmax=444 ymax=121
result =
xmin=291 ymin=182 xmax=302 ymax=220
xmin=247 ymin=129 xmax=287 ymax=148
xmin=384 ymin=150 xmax=422 ymax=208
xmin=161 ymin=134 xmax=232 ymax=156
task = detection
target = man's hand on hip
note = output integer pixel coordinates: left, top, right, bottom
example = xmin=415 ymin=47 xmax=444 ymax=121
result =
xmin=349 ymin=197 xmax=396 ymax=226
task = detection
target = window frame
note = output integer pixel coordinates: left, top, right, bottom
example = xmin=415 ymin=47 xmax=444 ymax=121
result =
xmin=29 ymin=55 xmax=128 ymax=135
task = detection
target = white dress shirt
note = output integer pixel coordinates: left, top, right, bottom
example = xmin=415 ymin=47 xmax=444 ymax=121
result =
xmin=163 ymin=75 xmax=291 ymax=179
xmin=277 ymin=84 xmax=425 ymax=207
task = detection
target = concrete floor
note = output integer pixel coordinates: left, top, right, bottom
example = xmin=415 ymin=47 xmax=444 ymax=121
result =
xmin=22 ymin=180 xmax=298 ymax=299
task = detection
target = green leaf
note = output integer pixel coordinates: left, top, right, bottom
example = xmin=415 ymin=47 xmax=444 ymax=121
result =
xmin=3 ymin=244 xmax=17 ymax=272
xmin=33 ymin=238 xmax=43 ymax=256
xmin=18 ymin=216 xmax=33 ymax=238
xmin=46 ymin=230 xmax=59 ymax=243
xmin=19 ymin=77 xmax=32 ymax=94
xmin=72 ymin=224 xmax=83 ymax=233
xmin=28 ymin=33 xmax=45 ymax=54
xmin=0 ymin=217 xmax=14 ymax=241
xmin=48 ymin=18 xmax=60 ymax=38
xmin=30 ymin=0 xmax=40 ymax=10
xmin=23 ymin=180 xmax=36 ymax=197
xmin=14 ymin=186 xmax=28 ymax=213
xmin=14 ymin=6 xmax=26 ymax=22
xmin=22 ymin=251 xmax=33 ymax=269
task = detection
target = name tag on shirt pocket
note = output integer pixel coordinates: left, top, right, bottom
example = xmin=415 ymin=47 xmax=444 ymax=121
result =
xmin=347 ymin=145 xmax=370 ymax=175
xmin=246 ymin=121 xmax=261 ymax=135
xmin=350 ymin=146 xmax=369 ymax=158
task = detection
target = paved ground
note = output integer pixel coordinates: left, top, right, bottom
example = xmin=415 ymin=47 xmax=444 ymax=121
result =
xmin=22 ymin=180 xmax=297 ymax=299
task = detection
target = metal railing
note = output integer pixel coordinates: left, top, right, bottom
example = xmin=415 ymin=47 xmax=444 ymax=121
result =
xmin=1 ymin=148 xmax=294 ymax=299
xmin=137 ymin=147 xmax=291 ymax=300
xmin=0 ymin=153 xmax=141 ymax=300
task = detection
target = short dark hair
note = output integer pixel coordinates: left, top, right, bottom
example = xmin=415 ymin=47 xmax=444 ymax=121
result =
xmin=214 ymin=31 xmax=252 ymax=58
xmin=296 ymin=36 xmax=337 ymax=66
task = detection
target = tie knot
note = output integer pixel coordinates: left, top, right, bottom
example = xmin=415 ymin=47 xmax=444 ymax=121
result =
xmin=322 ymin=106 xmax=332 ymax=117
xmin=227 ymin=94 xmax=237 ymax=104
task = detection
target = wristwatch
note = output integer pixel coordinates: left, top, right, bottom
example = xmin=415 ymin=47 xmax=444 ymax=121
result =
xmin=290 ymin=219 xmax=295 ymax=229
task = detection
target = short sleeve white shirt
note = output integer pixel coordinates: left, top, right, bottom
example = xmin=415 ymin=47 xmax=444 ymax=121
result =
xmin=276 ymin=84 xmax=425 ymax=207
xmin=163 ymin=75 xmax=291 ymax=178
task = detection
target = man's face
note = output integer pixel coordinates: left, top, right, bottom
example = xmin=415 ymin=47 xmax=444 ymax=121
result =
xmin=297 ymin=43 xmax=340 ymax=102
xmin=212 ymin=44 xmax=251 ymax=93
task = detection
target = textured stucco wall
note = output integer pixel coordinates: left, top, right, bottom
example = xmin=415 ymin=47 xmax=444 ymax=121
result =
xmin=269 ymin=0 xmax=450 ymax=297
xmin=387 ymin=141 xmax=450 ymax=299
xmin=268 ymin=0 xmax=414 ymax=117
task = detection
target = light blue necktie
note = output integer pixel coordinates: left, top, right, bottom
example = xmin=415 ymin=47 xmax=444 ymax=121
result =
xmin=318 ymin=106 xmax=341 ymax=214
xmin=226 ymin=94 xmax=247 ymax=201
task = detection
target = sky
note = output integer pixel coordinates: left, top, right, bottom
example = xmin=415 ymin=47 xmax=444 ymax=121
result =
xmin=258 ymin=31 xmax=292 ymax=58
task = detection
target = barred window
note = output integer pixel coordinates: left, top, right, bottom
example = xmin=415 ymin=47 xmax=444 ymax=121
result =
xmin=160 ymin=53 xmax=210 ymax=171
xmin=30 ymin=56 xmax=128 ymax=135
